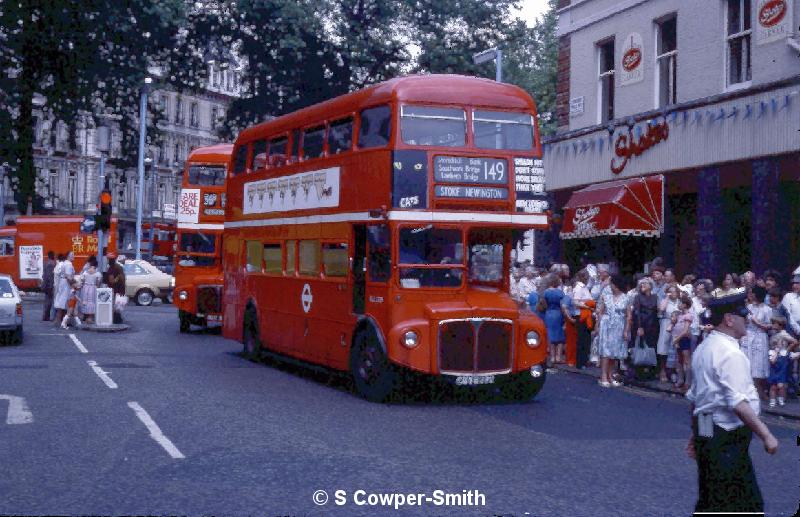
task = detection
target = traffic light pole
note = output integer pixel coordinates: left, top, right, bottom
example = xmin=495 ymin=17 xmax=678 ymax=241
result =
xmin=96 ymin=154 xmax=106 ymax=272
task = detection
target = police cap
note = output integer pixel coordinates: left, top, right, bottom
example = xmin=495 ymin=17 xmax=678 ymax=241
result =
xmin=707 ymin=292 xmax=749 ymax=326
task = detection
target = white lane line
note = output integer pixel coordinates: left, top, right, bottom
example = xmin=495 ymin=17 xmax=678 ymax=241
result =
xmin=127 ymin=402 xmax=186 ymax=459
xmin=0 ymin=394 xmax=34 ymax=424
xmin=87 ymin=360 xmax=118 ymax=389
xmin=69 ymin=333 xmax=88 ymax=354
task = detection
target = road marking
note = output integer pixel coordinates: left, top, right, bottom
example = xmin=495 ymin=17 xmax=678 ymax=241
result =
xmin=0 ymin=394 xmax=34 ymax=424
xmin=127 ymin=402 xmax=185 ymax=459
xmin=87 ymin=360 xmax=118 ymax=389
xmin=69 ymin=333 xmax=88 ymax=354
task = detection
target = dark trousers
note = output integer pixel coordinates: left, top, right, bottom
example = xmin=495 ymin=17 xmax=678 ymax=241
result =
xmin=42 ymin=291 xmax=53 ymax=321
xmin=576 ymin=320 xmax=591 ymax=368
xmin=693 ymin=421 xmax=763 ymax=513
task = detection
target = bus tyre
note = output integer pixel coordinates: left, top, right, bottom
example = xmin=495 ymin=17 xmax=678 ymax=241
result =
xmin=242 ymin=310 xmax=261 ymax=361
xmin=500 ymin=369 xmax=546 ymax=402
xmin=135 ymin=289 xmax=154 ymax=306
xmin=350 ymin=329 xmax=397 ymax=403
xmin=178 ymin=311 xmax=190 ymax=333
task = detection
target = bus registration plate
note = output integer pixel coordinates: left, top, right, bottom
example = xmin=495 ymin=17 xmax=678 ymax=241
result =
xmin=207 ymin=315 xmax=222 ymax=322
xmin=455 ymin=375 xmax=495 ymax=386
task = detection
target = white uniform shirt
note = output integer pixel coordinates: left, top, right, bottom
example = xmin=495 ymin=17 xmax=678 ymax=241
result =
xmin=572 ymin=281 xmax=592 ymax=303
xmin=685 ymin=330 xmax=760 ymax=431
xmin=781 ymin=291 xmax=800 ymax=335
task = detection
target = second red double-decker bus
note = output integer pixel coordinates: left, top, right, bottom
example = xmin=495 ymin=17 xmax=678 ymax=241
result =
xmin=224 ymin=75 xmax=550 ymax=401
xmin=174 ymin=144 xmax=232 ymax=332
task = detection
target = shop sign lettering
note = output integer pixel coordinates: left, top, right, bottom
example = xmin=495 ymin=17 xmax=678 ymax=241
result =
xmin=573 ymin=206 xmax=600 ymax=233
xmin=756 ymin=0 xmax=791 ymax=44
xmin=610 ymin=121 xmax=669 ymax=174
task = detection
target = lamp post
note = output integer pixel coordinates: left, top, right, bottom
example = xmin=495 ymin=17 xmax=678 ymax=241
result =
xmin=96 ymin=122 xmax=110 ymax=271
xmin=473 ymin=47 xmax=503 ymax=83
xmin=144 ymin=155 xmax=155 ymax=258
xmin=135 ymin=76 xmax=152 ymax=261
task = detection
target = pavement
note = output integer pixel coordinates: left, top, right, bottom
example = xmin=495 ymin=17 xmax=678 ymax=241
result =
xmin=555 ymin=363 xmax=800 ymax=421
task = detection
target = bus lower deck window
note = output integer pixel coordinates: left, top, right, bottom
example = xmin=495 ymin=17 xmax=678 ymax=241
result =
xmin=299 ymin=240 xmax=321 ymax=276
xmin=322 ymin=243 xmax=348 ymax=277
xmin=246 ymin=241 xmax=262 ymax=273
xmin=263 ymin=243 xmax=282 ymax=274
xmin=285 ymin=240 xmax=297 ymax=275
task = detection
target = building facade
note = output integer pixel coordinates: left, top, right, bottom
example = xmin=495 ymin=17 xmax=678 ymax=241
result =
xmin=4 ymin=62 xmax=242 ymax=255
xmin=543 ymin=0 xmax=799 ymax=279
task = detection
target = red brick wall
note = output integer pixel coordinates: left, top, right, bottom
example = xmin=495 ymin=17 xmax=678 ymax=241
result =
xmin=555 ymin=35 xmax=571 ymax=131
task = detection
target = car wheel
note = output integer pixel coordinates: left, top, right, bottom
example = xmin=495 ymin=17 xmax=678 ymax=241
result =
xmin=178 ymin=311 xmax=190 ymax=333
xmin=350 ymin=328 xmax=398 ymax=403
xmin=135 ymin=289 xmax=154 ymax=306
xmin=242 ymin=309 xmax=261 ymax=361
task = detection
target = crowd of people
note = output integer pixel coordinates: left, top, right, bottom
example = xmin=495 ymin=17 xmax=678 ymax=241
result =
xmin=510 ymin=259 xmax=800 ymax=408
xmin=41 ymin=251 xmax=127 ymax=327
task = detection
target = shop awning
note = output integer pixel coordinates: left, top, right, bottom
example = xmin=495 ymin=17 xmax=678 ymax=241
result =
xmin=559 ymin=175 xmax=664 ymax=239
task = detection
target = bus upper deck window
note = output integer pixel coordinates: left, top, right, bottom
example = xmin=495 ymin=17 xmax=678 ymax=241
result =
xmin=269 ymin=136 xmax=288 ymax=167
xmin=328 ymin=118 xmax=353 ymax=154
xmin=358 ymin=105 xmax=391 ymax=148
xmin=473 ymin=110 xmax=534 ymax=150
xmin=232 ymin=144 xmax=249 ymax=175
xmin=252 ymin=139 xmax=268 ymax=170
xmin=188 ymin=165 xmax=226 ymax=186
xmin=290 ymin=130 xmax=300 ymax=162
xmin=400 ymin=105 xmax=465 ymax=147
xmin=302 ymin=126 xmax=325 ymax=160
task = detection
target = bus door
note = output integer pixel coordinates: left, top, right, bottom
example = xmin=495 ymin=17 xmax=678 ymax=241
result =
xmin=363 ymin=224 xmax=391 ymax=328
xmin=352 ymin=225 xmax=366 ymax=314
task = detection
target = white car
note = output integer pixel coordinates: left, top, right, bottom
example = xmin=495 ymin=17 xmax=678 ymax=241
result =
xmin=123 ymin=259 xmax=175 ymax=306
xmin=0 ymin=274 xmax=23 ymax=344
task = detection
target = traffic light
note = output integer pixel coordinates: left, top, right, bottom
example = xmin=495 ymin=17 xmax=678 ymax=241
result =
xmin=95 ymin=190 xmax=112 ymax=231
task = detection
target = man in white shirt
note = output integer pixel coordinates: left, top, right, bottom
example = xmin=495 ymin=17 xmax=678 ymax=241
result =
xmin=780 ymin=275 xmax=800 ymax=336
xmin=516 ymin=267 xmax=537 ymax=307
xmin=685 ymin=293 xmax=778 ymax=513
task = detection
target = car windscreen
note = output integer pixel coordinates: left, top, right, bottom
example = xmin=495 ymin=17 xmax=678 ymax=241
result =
xmin=0 ymin=279 xmax=14 ymax=297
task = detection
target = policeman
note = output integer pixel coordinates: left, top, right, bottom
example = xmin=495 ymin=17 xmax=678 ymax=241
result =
xmin=685 ymin=293 xmax=778 ymax=513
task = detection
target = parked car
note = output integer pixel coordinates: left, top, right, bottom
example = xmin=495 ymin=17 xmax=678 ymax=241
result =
xmin=123 ymin=259 xmax=175 ymax=306
xmin=0 ymin=274 xmax=23 ymax=344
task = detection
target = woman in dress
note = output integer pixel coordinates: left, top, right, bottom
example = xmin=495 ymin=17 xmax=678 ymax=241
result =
xmin=630 ymin=277 xmax=659 ymax=380
xmin=741 ymin=285 xmax=771 ymax=400
xmin=657 ymin=284 xmax=680 ymax=382
xmin=596 ymin=274 xmax=629 ymax=387
xmin=80 ymin=256 xmax=101 ymax=324
xmin=534 ymin=274 xmax=567 ymax=365
xmin=53 ymin=251 xmax=75 ymax=326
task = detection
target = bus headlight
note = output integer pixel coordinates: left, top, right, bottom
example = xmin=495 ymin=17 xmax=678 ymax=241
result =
xmin=402 ymin=330 xmax=419 ymax=349
xmin=178 ymin=290 xmax=188 ymax=301
xmin=525 ymin=331 xmax=540 ymax=348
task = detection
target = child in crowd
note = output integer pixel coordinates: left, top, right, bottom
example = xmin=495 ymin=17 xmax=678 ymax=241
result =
xmin=668 ymin=294 xmax=694 ymax=390
xmin=61 ymin=279 xmax=82 ymax=329
xmin=768 ymin=316 xmax=798 ymax=407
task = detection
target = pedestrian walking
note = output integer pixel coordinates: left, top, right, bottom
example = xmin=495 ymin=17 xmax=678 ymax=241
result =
xmin=595 ymin=274 xmax=629 ymax=387
xmin=53 ymin=251 xmax=75 ymax=326
xmin=742 ymin=286 xmax=771 ymax=400
xmin=533 ymin=274 xmax=567 ymax=365
xmin=40 ymin=251 xmax=56 ymax=321
xmin=686 ymin=293 xmax=778 ymax=514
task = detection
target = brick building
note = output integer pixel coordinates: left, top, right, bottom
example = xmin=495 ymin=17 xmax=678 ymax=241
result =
xmin=542 ymin=0 xmax=800 ymax=279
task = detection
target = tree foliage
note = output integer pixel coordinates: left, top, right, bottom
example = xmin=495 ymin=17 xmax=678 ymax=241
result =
xmin=0 ymin=0 xmax=211 ymax=213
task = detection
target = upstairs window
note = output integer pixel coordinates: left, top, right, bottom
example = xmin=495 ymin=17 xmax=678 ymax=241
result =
xmin=656 ymin=16 xmax=678 ymax=107
xmin=328 ymin=118 xmax=353 ymax=154
xmin=400 ymin=105 xmax=466 ymax=147
xmin=190 ymin=102 xmax=199 ymax=127
xmin=597 ymin=39 xmax=615 ymax=124
xmin=726 ymin=0 xmax=751 ymax=87
xmin=232 ymin=144 xmax=249 ymax=175
xmin=358 ymin=105 xmax=391 ymax=148
xmin=251 ymin=139 xmax=268 ymax=170
xmin=473 ymin=110 xmax=534 ymax=150
xmin=269 ymin=136 xmax=288 ymax=167
xmin=174 ymin=97 xmax=184 ymax=125
xmin=302 ymin=126 xmax=326 ymax=160
xmin=187 ymin=165 xmax=226 ymax=186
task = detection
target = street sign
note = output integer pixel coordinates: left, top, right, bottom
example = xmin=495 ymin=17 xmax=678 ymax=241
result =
xmin=473 ymin=48 xmax=498 ymax=64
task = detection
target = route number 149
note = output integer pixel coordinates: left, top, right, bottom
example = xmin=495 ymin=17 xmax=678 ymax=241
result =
xmin=484 ymin=162 xmax=505 ymax=181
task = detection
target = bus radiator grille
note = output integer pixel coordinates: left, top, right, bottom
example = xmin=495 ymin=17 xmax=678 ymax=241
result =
xmin=197 ymin=286 xmax=222 ymax=314
xmin=438 ymin=319 xmax=512 ymax=374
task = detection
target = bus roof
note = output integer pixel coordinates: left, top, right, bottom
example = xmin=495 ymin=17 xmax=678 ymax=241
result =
xmin=236 ymin=74 xmax=537 ymax=144
xmin=187 ymin=143 xmax=234 ymax=164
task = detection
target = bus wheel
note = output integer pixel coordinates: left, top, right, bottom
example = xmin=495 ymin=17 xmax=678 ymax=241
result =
xmin=350 ymin=329 xmax=397 ymax=403
xmin=135 ymin=289 xmax=154 ymax=306
xmin=500 ymin=369 xmax=546 ymax=402
xmin=178 ymin=311 xmax=190 ymax=333
xmin=242 ymin=311 xmax=261 ymax=361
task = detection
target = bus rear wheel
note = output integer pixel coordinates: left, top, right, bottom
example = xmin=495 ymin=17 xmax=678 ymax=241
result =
xmin=350 ymin=329 xmax=397 ymax=403
xmin=242 ymin=310 xmax=261 ymax=361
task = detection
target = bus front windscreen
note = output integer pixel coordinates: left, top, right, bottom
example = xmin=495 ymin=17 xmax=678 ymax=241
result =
xmin=398 ymin=226 xmax=463 ymax=288
xmin=187 ymin=165 xmax=226 ymax=186
xmin=178 ymin=232 xmax=217 ymax=267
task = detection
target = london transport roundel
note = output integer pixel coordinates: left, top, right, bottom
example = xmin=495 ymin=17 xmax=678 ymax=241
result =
xmin=301 ymin=283 xmax=313 ymax=313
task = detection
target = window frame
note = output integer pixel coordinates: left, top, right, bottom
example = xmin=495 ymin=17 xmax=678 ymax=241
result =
xmin=724 ymin=0 xmax=752 ymax=91
xmin=357 ymin=104 xmax=393 ymax=149
xmin=472 ymin=109 xmax=535 ymax=151
xmin=399 ymin=104 xmax=467 ymax=148
xmin=250 ymin=139 xmax=268 ymax=171
xmin=321 ymin=241 xmax=349 ymax=280
xmin=654 ymin=14 xmax=678 ymax=108
xmin=245 ymin=240 xmax=263 ymax=274
xmin=327 ymin=117 xmax=355 ymax=155
xmin=285 ymin=239 xmax=297 ymax=276
xmin=262 ymin=242 xmax=283 ymax=276
xmin=301 ymin=125 xmax=327 ymax=161
xmin=596 ymin=38 xmax=616 ymax=124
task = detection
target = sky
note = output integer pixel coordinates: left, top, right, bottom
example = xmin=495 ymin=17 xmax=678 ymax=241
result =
xmin=514 ymin=0 xmax=550 ymax=26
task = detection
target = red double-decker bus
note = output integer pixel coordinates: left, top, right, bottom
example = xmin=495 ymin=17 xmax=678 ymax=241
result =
xmin=174 ymin=143 xmax=232 ymax=332
xmin=224 ymin=75 xmax=549 ymax=401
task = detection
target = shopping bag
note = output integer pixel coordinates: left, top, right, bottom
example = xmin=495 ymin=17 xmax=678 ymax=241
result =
xmin=114 ymin=294 xmax=129 ymax=311
xmin=631 ymin=336 xmax=657 ymax=366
